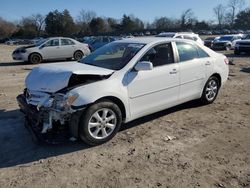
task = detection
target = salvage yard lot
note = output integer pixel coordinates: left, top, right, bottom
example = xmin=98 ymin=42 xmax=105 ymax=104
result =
xmin=0 ymin=44 xmax=249 ymax=188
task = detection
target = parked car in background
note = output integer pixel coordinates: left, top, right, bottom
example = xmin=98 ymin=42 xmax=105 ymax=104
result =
xmin=12 ymin=37 xmax=91 ymax=64
xmin=234 ymin=34 xmax=250 ymax=55
xmin=198 ymin=30 xmax=212 ymax=35
xmin=156 ymin=32 xmax=204 ymax=45
xmin=5 ymin=39 xmax=20 ymax=45
xmin=0 ymin=38 xmax=10 ymax=43
xmin=204 ymin=36 xmax=220 ymax=48
xmin=17 ymin=37 xmax=229 ymax=145
xmin=89 ymin=36 xmax=118 ymax=51
xmin=31 ymin=37 xmax=44 ymax=44
xmin=211 ymin=34 xmax=243 ymax=51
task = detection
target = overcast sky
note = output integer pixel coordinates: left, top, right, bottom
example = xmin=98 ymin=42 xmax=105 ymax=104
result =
xmin=0 ymin=0 xmax=250 ymax=22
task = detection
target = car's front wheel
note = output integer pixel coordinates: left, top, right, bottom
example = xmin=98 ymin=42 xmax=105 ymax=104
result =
xmin=201 ymin=76 xmax=220 ymax=104
xmin=29 ymin=53 xmax=42 ymax=64
xmin=79 ymin=100 xmax=122 ymax=146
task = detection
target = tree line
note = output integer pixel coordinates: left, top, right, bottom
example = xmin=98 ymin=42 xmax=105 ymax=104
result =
xmin=0 ymin=0 xmax=249 ymax=39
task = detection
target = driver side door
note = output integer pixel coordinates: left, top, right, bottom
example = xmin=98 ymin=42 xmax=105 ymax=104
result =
xmin=127 ymin=43 xmax=180 ymax=119
xmin=40 ymin=39 xmax=61 ymax=60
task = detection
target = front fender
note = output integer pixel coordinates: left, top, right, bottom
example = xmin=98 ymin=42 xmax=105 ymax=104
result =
xmin=69 ymin=78 xmax=130 ymax=119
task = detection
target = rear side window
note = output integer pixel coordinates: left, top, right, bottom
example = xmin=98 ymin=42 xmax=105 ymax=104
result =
xmin=176 ymin=42 xmax=199 ymax=62
xmin=61 ymin=39 xmax=75 ymax=45
xmin=197 ymin=46 xmax=209 ymax=58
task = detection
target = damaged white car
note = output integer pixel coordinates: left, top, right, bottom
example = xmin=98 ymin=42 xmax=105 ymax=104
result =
xmin=17 ymin=37 xmax=229 ymax=145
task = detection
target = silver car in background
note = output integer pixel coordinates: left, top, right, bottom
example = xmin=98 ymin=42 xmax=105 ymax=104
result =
xmin=12 ymin=37 xmax=91 ymax=64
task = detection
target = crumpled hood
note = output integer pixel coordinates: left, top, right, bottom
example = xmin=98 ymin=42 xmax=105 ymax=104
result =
xmin=25 ymin=62 xmax=114 ymax=93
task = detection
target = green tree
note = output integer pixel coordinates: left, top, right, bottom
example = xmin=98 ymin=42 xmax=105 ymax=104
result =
xmin=45 ymin=9 xmax=75 ymax=36
xmin=121 ymin=15 xmax=144 ymax=32
xmin=234 ymin=9 xmax=250 ymax=29
xmin=89 ymin=17 xmax=106 ymax=34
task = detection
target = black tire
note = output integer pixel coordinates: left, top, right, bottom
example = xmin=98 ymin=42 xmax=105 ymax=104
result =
xmin=29 ymin=53 xmax=42 ymax=64
xmin=73 ymin=50 xmax=83 ymax=61
xmin=79 ymin=100 xmax=122 ymax=146
xmin=200 ymin=76 xmax=220 ymax=104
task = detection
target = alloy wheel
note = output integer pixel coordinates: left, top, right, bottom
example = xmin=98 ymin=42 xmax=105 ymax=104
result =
xmin=88 ymin=108 xmax=117 ymax=139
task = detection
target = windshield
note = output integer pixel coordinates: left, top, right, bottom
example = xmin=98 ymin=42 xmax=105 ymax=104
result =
xmin=218 ymin=36 xmax=234 ymax=41
xmin=80 ymin=42 xmax=145 ymax=70
xmin=36 ymin=39 xmax=48 ymax=46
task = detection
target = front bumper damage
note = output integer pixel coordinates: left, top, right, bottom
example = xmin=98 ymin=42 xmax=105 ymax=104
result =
xmin=17 ymin=94 xmax=83 ymax=144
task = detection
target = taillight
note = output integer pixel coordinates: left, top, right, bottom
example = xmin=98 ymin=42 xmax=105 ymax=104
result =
xmin=224 ymin=58 xmax=229 ymax=65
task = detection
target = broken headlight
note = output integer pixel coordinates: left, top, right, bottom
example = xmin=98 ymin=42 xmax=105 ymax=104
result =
xmin=53 ymin=93 xmax=79 ymax=110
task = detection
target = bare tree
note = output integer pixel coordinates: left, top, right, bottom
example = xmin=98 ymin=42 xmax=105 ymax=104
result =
xmin=0 ymin=17 xmax=17 ymax=38
xmin=31 ymin=14 xmax=45 ymax=36
xmin=213 ymin=4 xmax=226 ymax=29
xmin=228 ymin=0 xmax=245 ymax=25
xmin=180 ymin=9 xmax=195 ymax=29
xmin=77 ymin=10 xmax=97 ymax=24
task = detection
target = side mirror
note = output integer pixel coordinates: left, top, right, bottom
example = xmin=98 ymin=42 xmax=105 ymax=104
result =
xmin=134 ymin=61 xmax=153 ymax=71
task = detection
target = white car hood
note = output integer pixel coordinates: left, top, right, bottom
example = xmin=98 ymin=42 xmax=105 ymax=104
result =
xmin=25 ymin=62 xmax=114 ymax=93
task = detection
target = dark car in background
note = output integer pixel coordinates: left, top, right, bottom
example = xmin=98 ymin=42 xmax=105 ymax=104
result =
xmin=204 ymin=36 xmax=219 ymax=48
xmin=234 ymin=34 xmax=250 ymax=55
xmin=88 ymin=36 xmax=119 ymax=51
xmin=211 ymin=34 xmax=242 ymax=51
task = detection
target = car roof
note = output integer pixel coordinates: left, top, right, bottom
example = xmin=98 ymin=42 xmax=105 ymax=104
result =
xmin=47 ymin=37 xmax=75 ymax=40
xmin=116 ymin=37 xmax=192 ymax=45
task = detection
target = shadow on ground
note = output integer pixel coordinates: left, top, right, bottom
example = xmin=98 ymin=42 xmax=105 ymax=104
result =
xmin=241 ymin=67 xmax=250 ymax=73
xmin=0 ymin=100 xmax=203 ymax=168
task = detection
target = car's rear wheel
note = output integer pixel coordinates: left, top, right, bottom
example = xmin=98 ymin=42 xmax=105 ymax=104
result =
xmin=29 ymin=53 xmax=42 ymax=64
xmin=201 ymin=76 xmax=220 ymax=104
xmin=73 ymin=51 xmax=83 ymax=61
xmin=79 ymin=100 xmax=122 ymax=146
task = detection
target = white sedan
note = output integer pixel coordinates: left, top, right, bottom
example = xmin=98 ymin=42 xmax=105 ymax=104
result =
xmin=17 ymin=37 xmax=229 ymax=145
xmin=12 ymin=37 xmax=91 ymax=64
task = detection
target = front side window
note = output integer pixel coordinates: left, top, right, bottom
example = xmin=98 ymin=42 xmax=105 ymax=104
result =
xmin=176 ymin=42 xmax=199 ymax=62
xmin=44 ymin=39 xmax=59 ymax=47
xmin=140 ymin=43 xmax=174 ymax=67
xmin=80 ymin=42 xmax=145 ymax=70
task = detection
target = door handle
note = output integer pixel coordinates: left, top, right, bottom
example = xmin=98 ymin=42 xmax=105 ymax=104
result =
xmin=205 ymin=61 xmax=211 ymax=65
xmin=170 ymin=69 xmax=178 ymax=74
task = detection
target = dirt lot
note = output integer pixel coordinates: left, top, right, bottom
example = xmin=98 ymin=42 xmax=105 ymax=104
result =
xmin=0 ymin=44 xmax=249 ymax=188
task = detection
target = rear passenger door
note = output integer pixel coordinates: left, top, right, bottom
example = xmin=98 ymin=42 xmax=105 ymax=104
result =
xmin=60 ymin=39 xmax=76 ymax=58
xmin=175 ymin=42 xmax=208 ymax=101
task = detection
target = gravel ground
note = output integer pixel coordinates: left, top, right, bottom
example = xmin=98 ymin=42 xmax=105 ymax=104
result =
xmin=0 ymin=44 xmax=249 ymax=188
